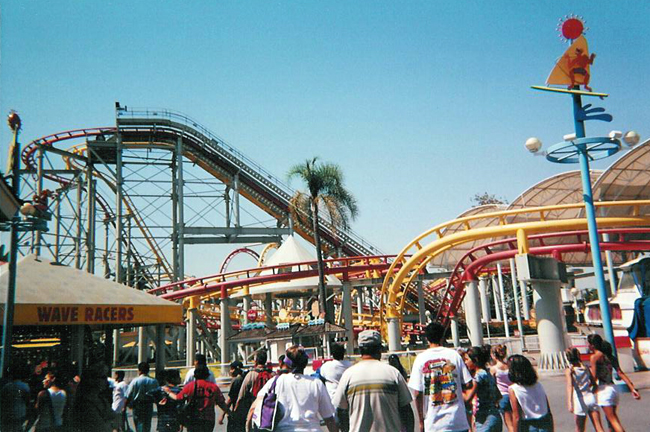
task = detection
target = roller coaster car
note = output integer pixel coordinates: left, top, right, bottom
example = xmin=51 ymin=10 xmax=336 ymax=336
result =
xmin=581 ymin=256 xmax=650 ymax=370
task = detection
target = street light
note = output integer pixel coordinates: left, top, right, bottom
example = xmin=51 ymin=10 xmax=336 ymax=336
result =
xmin=1 ymin=111 xmax=22 ymax=378
xmin=528 ymin=91 xmax=641 ymax=355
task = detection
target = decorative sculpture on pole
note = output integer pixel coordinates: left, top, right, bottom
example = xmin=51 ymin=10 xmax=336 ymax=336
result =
xmin=526 ymin=16 xmax=641 ymax=357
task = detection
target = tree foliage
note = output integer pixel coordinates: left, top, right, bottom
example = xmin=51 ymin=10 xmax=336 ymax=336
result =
xmin=287 ymin=157 xmax=358 ymax=321
xmin=471 ymin=192 xmax=508 ymax=206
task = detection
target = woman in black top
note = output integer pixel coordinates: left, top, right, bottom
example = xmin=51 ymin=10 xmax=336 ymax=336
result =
xmin=219 ymin=361 xmax=246 ymax=432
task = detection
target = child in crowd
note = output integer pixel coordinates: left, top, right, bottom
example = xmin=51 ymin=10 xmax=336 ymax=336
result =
xmin=490 ymin=344 xmax=514 ymax=432
xmin=588 ymin=334 xmax=640 ymax=432
xmin=565 ymin=347 xmax=604 ymax=432
xmin=464 ymin=346 xmax=502 ymax=432
xmin=507 ymin=355 xmax=553 ymax=432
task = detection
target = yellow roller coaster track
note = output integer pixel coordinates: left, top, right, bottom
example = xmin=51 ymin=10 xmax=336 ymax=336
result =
xmin=380 ymin=200 xmax=650 ymax=330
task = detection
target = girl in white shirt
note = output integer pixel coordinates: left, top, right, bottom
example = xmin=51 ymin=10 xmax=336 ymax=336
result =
xmin=565 ymin=348 xmax=604 ymax=432
xmin=507 ymin=355 xmax=553 ymax=432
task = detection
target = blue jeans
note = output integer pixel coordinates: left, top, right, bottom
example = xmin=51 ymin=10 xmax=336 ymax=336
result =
xmin=132 ymin=404 xmax=153 ymax=432
xmin=499 ymin=393 xmax=512 ymax=412
xmin=475 ymin=411 xmax=503 ymax=432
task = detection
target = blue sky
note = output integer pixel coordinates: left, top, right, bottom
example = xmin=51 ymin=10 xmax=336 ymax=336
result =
xmin=2 ymin=1 xmax=650 ymax=275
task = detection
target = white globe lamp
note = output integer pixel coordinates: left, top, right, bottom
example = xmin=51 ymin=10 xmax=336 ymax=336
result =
xmin=623 ymin=131 xmax=640 ymax=147
xmin=525 ymin=137 xmax=542 ymax=153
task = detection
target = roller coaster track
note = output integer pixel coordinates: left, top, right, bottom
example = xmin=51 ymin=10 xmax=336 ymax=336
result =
xmin=435 ymin=227 xmax=650 ymax=327
xmin=21 ymin=129 xmax=173 ymax=281
xmin=218 ymin=247 xmax=260 ymax=273
xmin=380 ymin=200 xmax=650 ymax=330
xmin=20 ymin=107 xmax=380 ymax=287
xmin=116 ymin=107 xmax=380 ymax=258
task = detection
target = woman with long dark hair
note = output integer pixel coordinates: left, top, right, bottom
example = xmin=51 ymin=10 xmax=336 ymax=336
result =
xmin=587 ymin=334 xmax=640 ymax=432
xmin=507 ymin=355 xmax=553 ymax=432
xmin=464 ymin=347 xmax=502 ymax=432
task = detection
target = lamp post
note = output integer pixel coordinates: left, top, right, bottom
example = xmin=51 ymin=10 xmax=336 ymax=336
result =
xmin=1 ymin=112 xmax=22 ymax=377
xmin=527 ymin=92 xmax=640 ymax=354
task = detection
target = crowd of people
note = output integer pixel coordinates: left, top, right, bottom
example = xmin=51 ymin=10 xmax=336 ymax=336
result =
xmin=0 ymin=324 xmax=642 ymax=432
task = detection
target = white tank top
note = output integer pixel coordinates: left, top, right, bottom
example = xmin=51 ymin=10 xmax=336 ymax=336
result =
xmin=48 ymin=388 xmax=67 ymax=426
xmin=510 ymin=382 xmax=549 ymax=420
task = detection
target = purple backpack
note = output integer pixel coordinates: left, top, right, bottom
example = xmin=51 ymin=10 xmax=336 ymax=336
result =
xmin=258 ymin=376 xmax=280 ymax=431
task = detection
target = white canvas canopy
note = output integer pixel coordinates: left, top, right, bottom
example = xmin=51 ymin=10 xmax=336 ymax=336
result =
xmin=235 ymin=236 xmax=341 ymax=298
xmin=0 ymin=255 xmax=183 ymax=326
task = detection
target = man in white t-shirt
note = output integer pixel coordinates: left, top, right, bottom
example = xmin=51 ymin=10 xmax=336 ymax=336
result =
xmin=333 ymin=330 xmax=414 ymax=432
xmin=408 ymin=322 xmax=474 ymax=432
xmin=319 ymin=343 xmax=352 ymax=401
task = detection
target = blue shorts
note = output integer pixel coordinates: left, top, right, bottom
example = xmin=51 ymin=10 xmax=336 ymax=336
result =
xmin=499 ymin=393 xmax=512 ymax=412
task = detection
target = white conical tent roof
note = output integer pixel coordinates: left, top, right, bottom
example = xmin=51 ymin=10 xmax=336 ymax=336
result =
xmin=243 ymin=236 xmax=341 ymax=298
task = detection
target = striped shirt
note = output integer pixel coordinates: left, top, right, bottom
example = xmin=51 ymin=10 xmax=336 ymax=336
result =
xmin=333 ymin=359 xmax=412 ymax=432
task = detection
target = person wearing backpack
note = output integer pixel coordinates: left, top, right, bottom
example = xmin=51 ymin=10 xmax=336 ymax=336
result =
xmin=250 ymin=345 xmax=338 ymax=432
xmin=164 ymin=365 xmax=230 ymax=432
xmin=234 ymin=350 xmax=272 ymax=416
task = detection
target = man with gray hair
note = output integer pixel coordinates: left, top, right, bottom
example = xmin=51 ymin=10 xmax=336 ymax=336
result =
xmin=333 ymin=330 xmax=414 ymax=432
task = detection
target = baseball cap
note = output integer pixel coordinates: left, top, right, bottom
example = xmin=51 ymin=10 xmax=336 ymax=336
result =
xmin=358 ymin=330 xmax=382 ymax=347
xmin=230 ymin=360 xmax=243 ymax=369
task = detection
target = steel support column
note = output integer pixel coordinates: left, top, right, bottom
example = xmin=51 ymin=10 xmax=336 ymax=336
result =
xmin=463 ymin=280 xmax=483 ymax=346
xmin=342 ymin=281 xmax=355 ymax=356
xmin=74 ymin=178 xmax=83 ymax=270
xmin=478 ymin=276 xmax=491 ymax=322
xmin=155 ymin=324 xmax=166 ymax=372
xmin=86 ymin=176 xmax=96 ymax=274
xmin=603 ymin=232 xmax=618 ymax=295
xmin=509 ymin=258 xmax=526 ymax=350
xmin=186 ymin=296 xmax=198 ymax=367
xmin=497 ymin=263 xmax=510 ymax=338
xmin=265 ymin=293 xmax=274 ymax=329
xmin=532 ymin=280 xmax=568 ymax=370
xmin=54 ymin=193 xmax=61 ymax=262
xmin=387 ymin=318 xmax=401 ymax=352
xmin=450 ymin=315 xmax=460 ymax=348
xmin=416 ymin=279 xmax=427 ymax=325
xmin=356 ymin=288 xmax=364 ymax=317
xmin=220 ymin=296 xmax=231 ymax=371
xmin=34 ymin=145 xmax=44 ymax=255
xmin=520 ymin=280 xmax=531 ymax=320
xmin=176 ymin=137 xmax=185 ymax=280
xmin=115 ymin=129 xmax=124 ymax=284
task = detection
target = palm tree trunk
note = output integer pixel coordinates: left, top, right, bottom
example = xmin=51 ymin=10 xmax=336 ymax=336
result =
xmin=311 ymin=200 xmax=329 ymax=322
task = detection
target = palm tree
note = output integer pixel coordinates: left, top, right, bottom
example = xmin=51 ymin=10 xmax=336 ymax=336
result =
xmin=288 ymin=157 xmax=359 ymax=322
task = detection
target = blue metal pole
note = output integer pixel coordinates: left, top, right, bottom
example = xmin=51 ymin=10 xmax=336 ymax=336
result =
xmin=572 ymin=93 xmax=617 ymax=352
